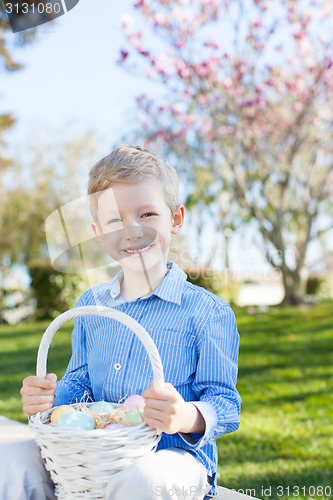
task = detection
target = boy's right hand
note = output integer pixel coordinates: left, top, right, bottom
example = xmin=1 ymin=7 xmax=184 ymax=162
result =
xmin=20 ymin=373 xmax=57 ymax=416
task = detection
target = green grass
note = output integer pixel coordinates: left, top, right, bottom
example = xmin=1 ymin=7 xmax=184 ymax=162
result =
xmin=217 ymin=300 xmax=333 ymax=499
xmin=0 ymin=301 xmax=332 ymax=499
xmin=0 ymin=320 xmax=73 ymax=421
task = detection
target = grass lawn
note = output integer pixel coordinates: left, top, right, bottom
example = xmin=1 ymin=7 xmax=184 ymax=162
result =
xmin=0 ymin=300 xmax=332 ymax=499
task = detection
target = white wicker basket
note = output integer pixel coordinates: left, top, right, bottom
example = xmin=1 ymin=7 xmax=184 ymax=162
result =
xmin=29 ymin=306 xmax=164 ymax=500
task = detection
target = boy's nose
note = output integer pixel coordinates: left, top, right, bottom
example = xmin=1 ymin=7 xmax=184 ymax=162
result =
xmin=123 ymin=226 xmax=157 ymax=248
xmin=124 ymin=225 xmax=144 ymax=240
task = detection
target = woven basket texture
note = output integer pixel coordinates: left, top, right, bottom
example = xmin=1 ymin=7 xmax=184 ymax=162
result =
xmin=29 ymin=306 xmax=164 ymax=500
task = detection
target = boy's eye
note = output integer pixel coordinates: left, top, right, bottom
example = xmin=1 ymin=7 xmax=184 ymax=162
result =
xmin=142 ymin=212 xmax=156 ymax=218
xmin=107 ymin=218 xmax=122 ymax=224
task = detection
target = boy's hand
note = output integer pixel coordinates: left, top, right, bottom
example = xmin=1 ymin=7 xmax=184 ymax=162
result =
xmin=142 ymin=382 xmax=205 ymax=435
xmin=20 ymin=373 xmax=57 ymax=416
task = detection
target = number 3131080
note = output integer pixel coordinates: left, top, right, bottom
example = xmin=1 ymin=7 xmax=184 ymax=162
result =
xmin=5 ymin=3 xmax=61 ymax=14
xmin=277 ymin=485 xmax=332 ymax=497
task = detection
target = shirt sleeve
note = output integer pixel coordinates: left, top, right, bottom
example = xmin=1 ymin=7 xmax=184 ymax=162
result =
xmin=179 ymin=303 xmax=241 ymax=449
xmin=54 ymin=295 xmax=94 ymax=406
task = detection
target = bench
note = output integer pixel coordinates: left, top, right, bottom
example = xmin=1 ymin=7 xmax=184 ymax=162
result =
xmin=0 ymin=415 xmax=34 ymax=446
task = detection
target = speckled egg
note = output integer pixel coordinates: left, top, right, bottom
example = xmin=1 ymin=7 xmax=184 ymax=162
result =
xmin=50 ymin=405 xmax=75 ymax=425
xmin=88 ymin=401 xmax=116 ymax=414
xmin=55 ymin=411 xmax=95 ymax=430
xmin=122 ymin=409 xmax=144 ymax=426
xmin=122 ymin=395 xmax=145 ymax=412
xmin=104 ymin=423 xmax=126 ymax=431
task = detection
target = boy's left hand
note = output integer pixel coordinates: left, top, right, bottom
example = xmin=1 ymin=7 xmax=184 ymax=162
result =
xmin=142 ymin=382 xmax=205 ymax=435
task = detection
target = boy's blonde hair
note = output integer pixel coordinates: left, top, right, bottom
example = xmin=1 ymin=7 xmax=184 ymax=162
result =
xmin=88 ymin=145 xmax=179 ymax=225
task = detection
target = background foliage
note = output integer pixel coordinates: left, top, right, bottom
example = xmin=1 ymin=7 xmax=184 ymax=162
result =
xmin=119 ymin=0 xmax=333 ymax=305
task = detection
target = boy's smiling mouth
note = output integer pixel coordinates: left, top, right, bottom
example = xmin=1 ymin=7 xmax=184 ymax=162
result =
xmin=125 ymin=244 xmax=153 ymax=254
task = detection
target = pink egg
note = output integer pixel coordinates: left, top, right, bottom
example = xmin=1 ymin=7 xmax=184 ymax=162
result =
xmin=122 ymin=395 xmax=145 ymax=412
xmin=104 ymin=423 xmax=125 ymax=431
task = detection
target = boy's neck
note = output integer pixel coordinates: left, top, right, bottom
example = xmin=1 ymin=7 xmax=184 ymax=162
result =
xmin=120 ymin=262 xmax=168 ymax=303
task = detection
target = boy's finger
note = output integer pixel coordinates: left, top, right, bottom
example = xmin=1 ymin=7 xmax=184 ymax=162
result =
xmin=142 ymin=384 xmax=171 ymax=401
xmin=24 ymin=376 xmax=56 ymax=389
xmin=45 ymin=373 xmax=57 ymax=384
xmin=25 ymin=402 xmax=54 ymax=415
xmin=23 ymin=390 xmax=56 ymax=400
xmin=22 ymin=389 xmax=55 ymax=399
xmin=24 ymin=394 xmax=55 ymax=404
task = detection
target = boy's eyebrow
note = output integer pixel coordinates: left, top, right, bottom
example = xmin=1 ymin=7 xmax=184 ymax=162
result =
xmin=136 ymin=204 xmax=160 ymax=211
xmin=102 ymin=204 xmax=159 ymax=215
xmin=99 ymin=208 xmax=121 ymax=218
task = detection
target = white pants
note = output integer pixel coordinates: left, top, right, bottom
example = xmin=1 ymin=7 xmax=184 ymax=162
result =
xmin=0 ymin=440 xmax=211 ymax=500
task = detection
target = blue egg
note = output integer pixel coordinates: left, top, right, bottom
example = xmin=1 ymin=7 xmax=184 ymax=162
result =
xmin=88 ymin=401 xmax=115 ymax=414
xmin=56 ymin=411 xmax=95 ymax=430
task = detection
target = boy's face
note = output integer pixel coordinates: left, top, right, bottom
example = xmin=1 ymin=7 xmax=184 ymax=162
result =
xmin=91 ymin=179 xmax=183 ymax=274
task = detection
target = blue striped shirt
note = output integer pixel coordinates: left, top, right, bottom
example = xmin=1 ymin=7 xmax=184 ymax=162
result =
xmin=55 ymin=262 xmax=241 ymax=495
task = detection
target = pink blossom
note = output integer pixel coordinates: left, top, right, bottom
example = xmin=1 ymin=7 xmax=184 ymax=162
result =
xmin=250 ymin=20 xmax=262 ymax=31
xmin=171 ymin=103 xmax=182 ymax=116
xmin=260 ymin=2 xmax=270 ymax=11
xmin=197 ymin=94 xmax=209 ymax=105
xmin=178 ymin=114 xmax=197 ymax=127
xmin=154 ymin=12 xmax=169 ymax=27
xmin=155 ymin=64 xmax=167 ymax=79
xmin=138 ymin=48 xmax=150 ymax=57
xmin=156 ymin=129 xmax=170 ymax=141
xmin=158 ymin=102 xmax=170 ymax=112
xmin=182 ymin=90 xmax=191 ymax=101
xmin=122 ymin=13 xmax=135 ymax=34
xmin=292 ymin=101 xmax=303 ymax=113
xmin=222 ymin=77 xmax=233 ymax=88
xmin=241 ymin=96 xmax=261 ymax=107
xmin=204 ymin=38 xmax=219 ymax=49
xmin=174 ymin=59 xmax=193 ymax=79
xmin=201 ymin=117 xmax=212 ymax=134
xmin=176 ymin=40 xmax=185 ymax=50
xmin=128 ymin=33 xmax=143 ymax=46
xmin=120 ymin=50 xmax=129 ymax=62
xmin=319 ymin=0 xmax=332 ymax=19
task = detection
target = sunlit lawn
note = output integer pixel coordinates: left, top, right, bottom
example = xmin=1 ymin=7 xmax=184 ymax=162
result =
xmin=0 ymin=300 xmax=332 ymax=499
xmin=218 ymin=300 xmax=333 ymax=499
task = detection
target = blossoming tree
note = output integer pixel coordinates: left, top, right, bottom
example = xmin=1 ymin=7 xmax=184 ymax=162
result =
xmin=120 ymin=0 xmax=333 ymax=304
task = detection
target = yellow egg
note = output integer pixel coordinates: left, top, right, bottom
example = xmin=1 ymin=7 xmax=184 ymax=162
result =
xmin=50 ymin=405 xmax=75 ymax=424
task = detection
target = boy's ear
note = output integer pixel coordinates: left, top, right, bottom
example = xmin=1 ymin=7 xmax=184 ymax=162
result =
xmin=171 ymin=204 xmax=185 ymax=234
xmin=91 ymin=221 xmax=106 ymax=247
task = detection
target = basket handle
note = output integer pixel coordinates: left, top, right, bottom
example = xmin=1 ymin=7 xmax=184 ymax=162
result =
xmin=36 ymin=306 xmax=164 ymax=388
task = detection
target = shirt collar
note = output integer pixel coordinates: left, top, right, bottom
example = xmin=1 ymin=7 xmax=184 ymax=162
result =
xmin=94 ymin=262 xmax=187 ymax=307
xmin=152 ymin=262 xmax=187 ymax=305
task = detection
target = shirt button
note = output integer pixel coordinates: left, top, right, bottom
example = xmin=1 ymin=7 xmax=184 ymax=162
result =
xmin=114 ymin=363 xmax=121 ymax=371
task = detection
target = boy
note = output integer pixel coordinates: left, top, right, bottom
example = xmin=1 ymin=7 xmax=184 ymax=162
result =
xmin=1 ymin=145 xmax=241 ymax=499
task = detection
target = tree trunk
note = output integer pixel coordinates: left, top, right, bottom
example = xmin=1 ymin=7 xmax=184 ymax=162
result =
xmin=280 ymin=265 xmax=308 ymax=305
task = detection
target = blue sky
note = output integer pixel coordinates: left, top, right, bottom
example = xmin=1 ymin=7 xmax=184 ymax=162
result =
xmin=1 ymin=0 xmax=164 ymax=155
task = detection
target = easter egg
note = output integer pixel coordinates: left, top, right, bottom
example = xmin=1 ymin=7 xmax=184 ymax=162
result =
xmin=55 ymin=411 xmax=95 ymax=430
xmin=88 ymin=401 xmax=116 ymax=414
xmin=122 ymin=409 xmax=144 ymax=426
xmin=50 ymin=405 xmax=75 ymax=425
xmin=122 ymin=395 xmax=145 ymax=412
xmin=104 ymin=423 xmax=125 ymax=431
